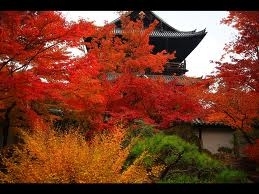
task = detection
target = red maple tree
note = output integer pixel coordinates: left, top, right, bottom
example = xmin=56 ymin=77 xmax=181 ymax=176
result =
xmin=0 ymin=11 xmax=95 ymax=145
xmin=83 ymin=14 xmax=201 ymax=130
xmin=202 ymin=11 xmax=259 ymax=163
xmin=104 ymin=74 xmax=202 ymax=129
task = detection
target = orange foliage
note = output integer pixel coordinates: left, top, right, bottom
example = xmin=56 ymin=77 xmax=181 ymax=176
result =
xmin=203 ymin=87 xmax=259 ymax=132
xmin=86 ymin=15 xmax=174 ymax=74
xmin=105 ymin=74 xmax=202 ymax=128
xmin=244 ymin=139 xmax=259 ymax=164
xmin=0 ymin=126 xmax=151 ymax=183
xmin=49 ymin=12 xmax=200 ymax=133
xmin=78 ymin=14 xmax=200 ymax=130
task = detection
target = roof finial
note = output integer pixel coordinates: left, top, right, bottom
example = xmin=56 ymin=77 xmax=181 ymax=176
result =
xmin=139 ymin=11 xmax=145 ymax=19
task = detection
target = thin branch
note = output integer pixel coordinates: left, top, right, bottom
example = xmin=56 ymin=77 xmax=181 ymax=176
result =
xmin=0 ymin=57 xmax=14 ymax=71
xmin=11 ymin=40 xmax=63 ymax=74
xmin=159 ymin=151 xmax=184 ymax=180
xmin=238 ymin=128 xmax=255 ymax=144
xmin=223 ymin=110 xmax=237 ymax=123
xmin=0 ymin=96 xmax=13 ymax=101
xmin=255 ymin=46 xmax=259 ymax=61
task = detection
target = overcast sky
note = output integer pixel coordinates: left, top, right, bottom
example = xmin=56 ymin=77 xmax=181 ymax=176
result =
xmin=61 ymin=11 xmax=238 ymax=78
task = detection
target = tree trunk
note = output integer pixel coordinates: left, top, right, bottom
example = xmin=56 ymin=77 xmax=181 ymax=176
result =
xmin=2 ymin=102 xmax=16 ymax=147
xmin=198 ymin=127 xmax=203 ymax=152
xmin=239 ymin=129 xmax=254 ymax=145
xmin=233 ymin=131 xmax=240 ymax=158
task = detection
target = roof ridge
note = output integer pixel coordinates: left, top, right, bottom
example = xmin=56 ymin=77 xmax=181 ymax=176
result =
xmin=151 ymin=11 xmax=207 ymax=34
xmin=109 ymin=11 xmax=207 ymax=35
xmin=150 ymin=11 xmax=183 ymax=33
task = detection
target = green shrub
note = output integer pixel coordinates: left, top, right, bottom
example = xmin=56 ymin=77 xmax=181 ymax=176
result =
xmin=215 ymin=169 xmax=247 ymax=183
xmin=159 ymin=174 xmax=202 ymax=183
xmin=121 ymin=120 xmax=156 ymax=148
xmin=124 ymin=127 xmax=248 ymax=183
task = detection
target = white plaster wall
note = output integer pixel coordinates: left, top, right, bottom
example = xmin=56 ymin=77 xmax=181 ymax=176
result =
xmin=201 ymin=129 xmax=233 ymax=154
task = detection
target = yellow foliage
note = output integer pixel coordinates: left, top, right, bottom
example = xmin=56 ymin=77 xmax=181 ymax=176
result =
xmin=0 ymin=126 xmax=153 ymax=183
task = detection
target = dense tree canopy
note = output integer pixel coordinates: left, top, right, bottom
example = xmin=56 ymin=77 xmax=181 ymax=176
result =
xmin=0 ymin=11 xmax=202 ymax=146
xmin=83 ymin=14 xmax=201 ymax=130
xmin=0 ymin=11 xmax=95 ymax=145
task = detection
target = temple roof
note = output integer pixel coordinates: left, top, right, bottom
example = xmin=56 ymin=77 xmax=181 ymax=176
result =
xmin=106 ymin=72 xmax=202 ymax=84
xmin=111 ymin=11 xmax=206 ymax=36
xmin=113 ymin=28 xmax=206 ymax=38
xmin=111 ymin=11 xmax=207 ymax=63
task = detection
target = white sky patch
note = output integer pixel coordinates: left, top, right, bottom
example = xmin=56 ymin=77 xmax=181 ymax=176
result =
xmin=40 ymin=77 xmax=48 ymax=83
xmin=61 ymin=11 xmax=239 ymax=78
xmin=67 ymin=47 xmax=86 ymax=59
xmin=62 ymin=11 xmax=119 ymax=26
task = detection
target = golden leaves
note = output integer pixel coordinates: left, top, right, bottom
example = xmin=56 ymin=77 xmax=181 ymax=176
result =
xmin=0 ymin=126 xmax=151 ymax=183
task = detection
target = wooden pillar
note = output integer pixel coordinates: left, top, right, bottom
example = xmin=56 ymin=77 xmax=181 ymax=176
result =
xmin=183 ymin=59 xmax=186 ymax=69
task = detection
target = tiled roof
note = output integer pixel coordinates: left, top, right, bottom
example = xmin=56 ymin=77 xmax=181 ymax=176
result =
xmin=146 ymin=75 xmax=202 ymax=84
xmin=110 ymin=11 xmax=206 ymax=35
xmin=113 ymin=28 xmax=206 ymax=38
xmin=151 ymin=30 xmax=206 ymax=38
xmin=106 ymin=73 xmax=202 ymax=84
xmin=145 ymin=75 xmax=175 ymax=82
xmin=192 ymin=118 xmax=233 ymax=128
